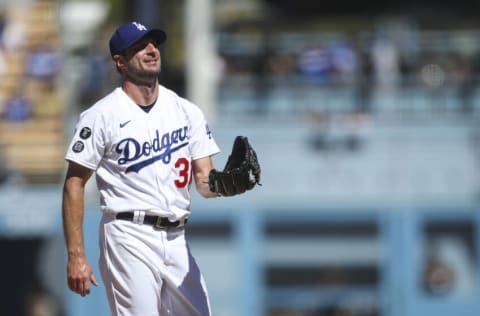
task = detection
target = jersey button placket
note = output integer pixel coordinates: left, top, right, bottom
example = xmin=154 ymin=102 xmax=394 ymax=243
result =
xmin=147 ymin=116 xmax=167 ymax=206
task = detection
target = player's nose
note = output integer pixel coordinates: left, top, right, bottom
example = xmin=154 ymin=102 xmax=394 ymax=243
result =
xmin=145 ymin=42 xmax=158 ymax=54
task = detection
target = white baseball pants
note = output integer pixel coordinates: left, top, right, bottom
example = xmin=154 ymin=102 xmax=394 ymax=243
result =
xmin=98 ymin=214 xmax=211 ymax=316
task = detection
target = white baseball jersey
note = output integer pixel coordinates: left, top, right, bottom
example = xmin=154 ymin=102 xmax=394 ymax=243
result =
xmin=65 ymin=85 xmax=220 ymax=221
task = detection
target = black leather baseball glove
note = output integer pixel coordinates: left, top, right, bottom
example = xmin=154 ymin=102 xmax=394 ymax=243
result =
xmin=209 ymin=136 xmax=261 ymax=196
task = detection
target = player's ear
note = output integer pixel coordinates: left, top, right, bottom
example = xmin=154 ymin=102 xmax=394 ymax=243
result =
xmin=113 ymin=54 xmax=127 ymax=72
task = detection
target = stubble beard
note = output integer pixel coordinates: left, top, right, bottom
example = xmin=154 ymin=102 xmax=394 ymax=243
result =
xmin=128 ymin=62 xmax=161 ymax=86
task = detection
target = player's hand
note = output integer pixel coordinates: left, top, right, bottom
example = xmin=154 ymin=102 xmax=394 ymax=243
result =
xmin=67 ymin=254 xmax=99 ymax=297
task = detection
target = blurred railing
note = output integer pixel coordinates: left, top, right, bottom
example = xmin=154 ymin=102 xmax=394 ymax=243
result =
xmin=217 ymin=78 xmax=480 ymax=119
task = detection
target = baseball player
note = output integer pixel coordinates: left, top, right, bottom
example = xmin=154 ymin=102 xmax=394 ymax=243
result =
xmin=62 ymin=21 xmax=260 ymax=316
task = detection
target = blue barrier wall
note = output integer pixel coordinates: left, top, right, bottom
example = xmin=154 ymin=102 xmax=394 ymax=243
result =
xmin=61 ymin=204 xmax=480 ymax=316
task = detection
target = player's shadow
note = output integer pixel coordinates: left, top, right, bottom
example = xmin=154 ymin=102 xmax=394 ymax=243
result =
xmin=177 ymin=245 xmax=211 ymax=315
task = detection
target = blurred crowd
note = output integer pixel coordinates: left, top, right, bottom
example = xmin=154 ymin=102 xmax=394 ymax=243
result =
xmin=217 ymin=25 xmax=480 ymax=116
xmin=0 ymin=1 xmax=66 ymax=188
xmin=0 ymin=2 xmax=62 ymax=124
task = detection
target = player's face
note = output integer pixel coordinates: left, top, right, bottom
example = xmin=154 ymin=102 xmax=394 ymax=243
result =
xmin=121 ymin=37 xmax=162 ymax=80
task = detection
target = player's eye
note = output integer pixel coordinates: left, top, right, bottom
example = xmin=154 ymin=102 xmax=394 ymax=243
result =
xmin=122 ymin=39 xmax=158 ymax=60
xmin=133 ymin=40 xmax=157 ymax=52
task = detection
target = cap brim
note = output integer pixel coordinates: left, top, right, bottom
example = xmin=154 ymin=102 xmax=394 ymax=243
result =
xmin=144 ymin=29 xmax=167 ymax=46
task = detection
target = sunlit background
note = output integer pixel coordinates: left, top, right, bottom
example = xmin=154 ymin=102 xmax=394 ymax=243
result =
xmin=0 ymin=0 xmax=480 ymax=315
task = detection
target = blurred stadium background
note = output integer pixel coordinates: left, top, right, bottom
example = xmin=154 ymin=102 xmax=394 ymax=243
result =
xmin=0 ymin=0 xmax=479 ymax=315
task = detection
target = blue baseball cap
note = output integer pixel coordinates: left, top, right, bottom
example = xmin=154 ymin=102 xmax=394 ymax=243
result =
xmin=109 ymin=21 xmax=167 ymax=57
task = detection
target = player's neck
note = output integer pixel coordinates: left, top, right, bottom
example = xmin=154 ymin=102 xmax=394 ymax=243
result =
xmin=122 ymin=80 xmax=159 ymax=106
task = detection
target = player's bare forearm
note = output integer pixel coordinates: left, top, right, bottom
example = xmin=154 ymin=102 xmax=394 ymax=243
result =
xmin=192 ymin=156 xmax=219 ymax=198
xmin=62 ymin=176 xmax=87 ymax=257
xmin=62 ymin=162 xmax=99 ymax=296
xmin=62 ymin=162 xmax=93 ymax=256
xmin=197 ymin=181 xmax=219 ymax=198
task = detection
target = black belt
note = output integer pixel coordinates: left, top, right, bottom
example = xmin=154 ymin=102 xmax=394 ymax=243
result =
xmin=116 ymin=212 xmax=187 ymax=229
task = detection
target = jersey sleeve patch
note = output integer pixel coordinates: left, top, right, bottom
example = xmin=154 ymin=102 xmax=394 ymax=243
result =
xmin=72 ymin=141 xmax=85 ymax=153
xmin=79 ymin=127 xmax=92 ymax=139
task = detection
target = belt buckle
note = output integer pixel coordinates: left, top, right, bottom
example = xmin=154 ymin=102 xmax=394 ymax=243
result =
xmin=154 ymin=217 xmax=169 ymax=229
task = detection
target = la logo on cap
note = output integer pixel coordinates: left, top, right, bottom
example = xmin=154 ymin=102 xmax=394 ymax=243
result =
xmin=132 ymin=22 xmax=147 ymax=31
xmin=109 ymin=21 xmax=167 ymax=57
